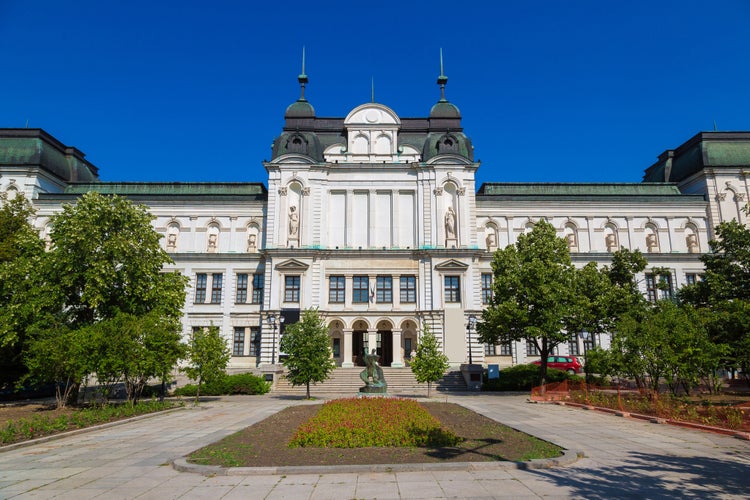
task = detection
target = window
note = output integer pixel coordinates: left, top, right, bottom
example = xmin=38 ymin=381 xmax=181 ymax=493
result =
xmin=568 ymin=335 xmax=580 ymax=356
xmin=284 ymin=275 xmax=300 ymax=303
xmin=685 ymin=273 xmax=704 ymax=286
xmin=481 ymin=273 xmax=493 ymax=304
xmin=400 ymin=275 xmax=416 ymax=303
xmin=249 ymin=327 xmax=260 ymax=356
xmin=194 ymin=273 xmax=207 ymax=303
xmin=500 ymin=341 xmax=512 ymax=356
xmin=404 ymin=338 xmax=413 ymax=358
xmin=444 ymin=276 xmax=461 ymax=303
xmin=526 ymin=341 xmax=539 ymax=356
xmin=329 ymin=276 xmax=345 ymax=303
xmin=210 ymin=274 xmax=223 ymax=303
xmin=484 ymin=344 xmax=497 ymax=356
xmin=353 ymin=276 xmax=369 ymax=303
xmin=235 ymin=273 xmax=248 ymax=303
xmin=233 ymin=327 xmax=245 ymax=356
xmin=646 ymin=273 xmax=674 ymax=302
xmin=376 ymin=276 xmax=392 ymax=303
xmin=583 ymin=335 xmax=596 ymax=353
xmin=252 ymin=273 xmax=264 ymax=304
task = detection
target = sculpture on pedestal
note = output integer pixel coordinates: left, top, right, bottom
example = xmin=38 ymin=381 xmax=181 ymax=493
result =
xmin=359 ymin=349 xmax=387 ymax=394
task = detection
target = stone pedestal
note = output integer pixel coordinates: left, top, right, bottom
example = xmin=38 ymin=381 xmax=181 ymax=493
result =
xmin=460 ymin=363 xmax=483 ymax=391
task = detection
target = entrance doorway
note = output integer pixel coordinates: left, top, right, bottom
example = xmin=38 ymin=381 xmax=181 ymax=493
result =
xmin=353 ymin=330 xmax=367 ymax=366
xmin=377 ymin=330 xmax=393 ymax=367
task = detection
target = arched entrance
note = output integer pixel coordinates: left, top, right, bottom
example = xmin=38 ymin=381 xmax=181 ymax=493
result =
xmin=352 ymin=320 xmax=368 ymax=366
xmin=376 ymin=320 xmax=393 ymax=367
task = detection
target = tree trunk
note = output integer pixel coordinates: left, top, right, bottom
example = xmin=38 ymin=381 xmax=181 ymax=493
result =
xmin=427 ymin=381 xmax=431 ymax=398
xmin=306 ymin=382 xmax=311 ymax=400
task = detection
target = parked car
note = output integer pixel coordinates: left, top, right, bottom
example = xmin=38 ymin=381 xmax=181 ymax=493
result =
xmin=531 ymin=355 xmax=583 ymax=374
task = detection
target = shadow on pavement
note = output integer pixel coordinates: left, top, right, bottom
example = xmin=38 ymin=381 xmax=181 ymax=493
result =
xmin=526 ymin=450 xmax=750 ymax=498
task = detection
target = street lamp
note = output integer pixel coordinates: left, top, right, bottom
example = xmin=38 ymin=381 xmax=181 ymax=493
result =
xmin=467 ymin=314 xmax=477 ymax=365
xmin=579 ymin=329 xmax=591 ymax=388
xmin=266 ymin=313 xmax=285 ymax=365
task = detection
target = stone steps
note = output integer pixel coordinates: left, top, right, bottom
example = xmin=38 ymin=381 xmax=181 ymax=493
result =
xmin=272 ymin=367 xmax=467 ymax=396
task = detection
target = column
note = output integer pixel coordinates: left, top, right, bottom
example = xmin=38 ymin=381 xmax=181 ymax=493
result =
xmin=391 ymin=328 xmax=404 ymax=368
xmin=625 ymin=216 xmax=634 ymax=250
xmin=367 ymin=329 xmax=378 ymax=357
xmin=342 ymin=329 xmax=354 ymax=368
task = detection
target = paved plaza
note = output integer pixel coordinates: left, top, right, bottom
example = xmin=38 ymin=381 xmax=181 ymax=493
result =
xmin=1 ymin=393 xmax=749 ymax=499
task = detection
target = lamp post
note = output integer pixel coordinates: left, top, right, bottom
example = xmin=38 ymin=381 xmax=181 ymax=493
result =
xmin=467 ymin=314 xmax=477 ymax=365
xmin=266 ymin=313 xmax=285 ymax=365
xmin=579 ymin=329 xmax=591 ymax=389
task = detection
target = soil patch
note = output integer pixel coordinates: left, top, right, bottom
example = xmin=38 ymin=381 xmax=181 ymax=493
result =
xmin=188 ymin=401 xmax=562 ymax=467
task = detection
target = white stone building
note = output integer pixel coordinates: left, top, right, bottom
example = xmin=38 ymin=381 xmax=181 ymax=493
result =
xmin=2 ymin=69 xmax=749 ymax=374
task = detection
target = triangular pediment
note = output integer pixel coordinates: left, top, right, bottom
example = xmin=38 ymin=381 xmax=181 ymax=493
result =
xmin=275 ymin=258 xmax=309 ymax=271
xmin=434 ymin=259 xmax=469 ymax=272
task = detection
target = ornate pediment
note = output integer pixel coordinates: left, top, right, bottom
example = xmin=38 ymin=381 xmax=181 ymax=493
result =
xmin=275 ymin=258 xmax=309 ymax=271
xmin=434 ymin=259 xmax=469 ymax=272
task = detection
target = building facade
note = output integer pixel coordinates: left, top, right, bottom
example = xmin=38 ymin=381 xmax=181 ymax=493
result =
xmin=3 ymin=72 xmax=750 ymax=372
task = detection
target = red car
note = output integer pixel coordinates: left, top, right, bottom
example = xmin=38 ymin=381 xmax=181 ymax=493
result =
xmin=531 ymin=355 xmax=583 ymax=374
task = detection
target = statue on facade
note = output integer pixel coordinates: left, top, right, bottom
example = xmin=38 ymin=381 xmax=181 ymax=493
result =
xmin=445 ymin=206 xmax=456 ymax=240
xmin=288 ymin=205 xmax=299 ymax=236
xmin=207 ymin=233 xmax=217 ymax=252
xmin=167 ymin=232 xmax=177 ymax=250
xmin=686 ymin=233 xmax=699 ymax=253
xmin=485 ymin=230 xmax=496 ymax=250
xmin=359 ymin=349 xmax=387 ymax=394
xmin=247 ymin=233 xmax=257 ymax=251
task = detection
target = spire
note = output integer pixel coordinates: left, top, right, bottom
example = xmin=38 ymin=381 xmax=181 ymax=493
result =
xmin=371 ymin=77 xmax=375 ymax=103
xmin=297 ymin=46 xmax=309 ymax=101
xmin=437 ymin=48 xmax=448 ymax=102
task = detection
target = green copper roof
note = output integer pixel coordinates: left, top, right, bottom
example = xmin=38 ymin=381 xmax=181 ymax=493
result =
xmin=478 ymin=183 xmax=684 ymax=196
xmin=63 ymin=182 xmax=267 ymax=196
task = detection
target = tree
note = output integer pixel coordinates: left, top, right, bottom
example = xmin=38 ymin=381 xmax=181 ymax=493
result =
xmin=46 ymin=191 xmax=187 ymax=328
xmin=279 ymin=309 xmax=336 ymax=399
xmin=182 ymin=325 xmax=230 ymax=403
xmin=0 ymin=194 xmax=48 ymax=387
xmin=410 ymin=323 xmax=449 ymax=397
xmin=478 ymin=220 xmax=578 ymax=387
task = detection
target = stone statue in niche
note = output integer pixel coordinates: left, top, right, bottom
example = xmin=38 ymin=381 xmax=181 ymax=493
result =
xmin=485 ymin=231 xmax=496 ymax=250
xmin=247 ymin=233 xmax=257 ymax=252
xmin=605 ymin=233 xmax=617 ymax=251
xmin=207 ymin=233 xmax=217 ymax=252
xmin=646 ymin=233 xmax=658 ymax=250
xmin=445 ymin=206 xmax=457 ymax=241
xmin=687 ymin=233 xmax=699 ymax=253
xmin=566 ymin=232 xmax=577 ymax=249
xmin=288 ymin=205 xmax=299 ymax=237
xmin=167 ymin=232 xmax=177 ymax=250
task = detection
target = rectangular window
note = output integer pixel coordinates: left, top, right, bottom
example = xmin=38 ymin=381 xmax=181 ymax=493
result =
xmin=481 ymin=273 xmax=493 ymax=304
xmin=444 ymin=276 xmax=461 ymax=303
xmin=194 ymin=273 xmax=207 ymax=303
xmin=284 ymin=276 xmax=300 ymax=303
xmin=568 ymin=335 xmax=580 ymax=356
xmin=526 ymin=340 xmax=539 ymax=356
xmin=583 ymin=334 xmax=596 ymax=353
xmin=235 ymin=273 xmax=248 ymax=303
xmin=210 ymin=273 xmax=223 ymax=303
xmin=376 ymin=276 xmax=392 ymax=303
xmin=500 ymin=341 xmax=512 ymax=356
xmin=646 ymin=272 xmax=674 ymax=302
xmin=233 ymin=327 xmax=245 ymax=356
xmin=400 ymin=275 xmax=416 ymax=303
xmin=249 ymin=327 xmax=260 ymax=356
xmin=252 ymin=273 xmax=264 ymax=304
xmin=484 ymin=344 xmax=497 ymax=356
xmin=329 ymin=276 xmax=345 ymax=303
xmin=332 ymin=338 xmax=341 ymax=358
xmin=353 ymin=276 xmax=369 ymax=303
xmin=685 ymin=273 xmax=704 ymax=286
xmin=404 ymin=338 xmax=413 ymax=358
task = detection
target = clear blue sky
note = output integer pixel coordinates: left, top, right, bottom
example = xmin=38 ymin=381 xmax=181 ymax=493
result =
xmin=2 ymin=1 xmax=749 ymax=187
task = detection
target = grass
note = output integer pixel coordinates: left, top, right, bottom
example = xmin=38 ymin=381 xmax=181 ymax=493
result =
xmin=188 ymin=398 xmax=563 ymax=467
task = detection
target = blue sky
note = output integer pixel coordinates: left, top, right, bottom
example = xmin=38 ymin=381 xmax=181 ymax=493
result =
xmin=2 ymin=1 xmax=749 ymax=187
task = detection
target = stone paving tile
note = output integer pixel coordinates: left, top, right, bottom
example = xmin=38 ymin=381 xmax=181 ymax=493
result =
xmin=308 ymin=481 xmax=357 ymax=500
xmin=135 ymin=485 xmax=195 ymax=500
xmin=354 ymin=479 xmax=401 ymax=499
xmin=221 ymin=483 xmax=278 ymax=499
xmin=436 ymin=478 xmax=493 ymax=498
xmin=393 ymin=479 xmax=446 ymax=499
xmin=264 ymin=482 xmax=317 ymax=499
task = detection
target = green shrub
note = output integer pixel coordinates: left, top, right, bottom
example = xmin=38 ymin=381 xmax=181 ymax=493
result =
xmin=482 ymin=364 xmax=572 ymax=391
xmin=173 ymin=373 xmax=270 ymax=397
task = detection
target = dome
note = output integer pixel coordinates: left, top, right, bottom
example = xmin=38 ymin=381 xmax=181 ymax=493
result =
xmin=285 ymin=99 xmax=315 ymax=118
xmin=429 ymin=101 xmax=461 ymax=119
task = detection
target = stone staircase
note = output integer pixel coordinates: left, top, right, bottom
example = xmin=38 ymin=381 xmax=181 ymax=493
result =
xmin=272 ymin=367 xmax=467 ymax=397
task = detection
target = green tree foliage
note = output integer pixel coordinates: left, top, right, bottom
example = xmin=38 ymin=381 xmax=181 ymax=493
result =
xmin=279 ymin=309 xmax=336 ymax=399
xmin=182 ymin=325 xmax=230 ymax=403
xmin=478 ymin=220 xmax=578 ymax=387
xmin=609 ymin=301 xmax=727 ymax=394
xmin=88 ymin=311 xmax=185 ymax=404
xmin=410 ymin=323 xmax=449 ymax=397
xmin=679 ymin=209 xmax=750 ymax=384
xmin=0 ymin=194 xmax=48 ymax=387
xmin=47 ymin=192 xmax=187 ymax=327
xmin=23 ymin=322 xmax=94 ymax=408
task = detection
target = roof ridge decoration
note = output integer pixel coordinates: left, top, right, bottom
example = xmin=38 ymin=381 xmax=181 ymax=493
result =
xmin=298 ymin=46 xmax=308 ymax=102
